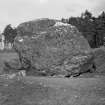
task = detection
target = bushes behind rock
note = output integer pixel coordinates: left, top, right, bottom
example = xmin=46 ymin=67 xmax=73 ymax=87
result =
xmin=92 ymin=46 xmax=105 ymax=73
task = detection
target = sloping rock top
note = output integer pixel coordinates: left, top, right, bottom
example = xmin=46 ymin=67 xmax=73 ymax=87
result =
xmin=17 ymin=18 xmax=56 ymax=36
xmin=13 ymin=18 xmax=94 ymax=77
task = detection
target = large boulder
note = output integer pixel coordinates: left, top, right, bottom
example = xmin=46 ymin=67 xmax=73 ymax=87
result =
xmin=12 ymin=18 xmax=95 ymax=77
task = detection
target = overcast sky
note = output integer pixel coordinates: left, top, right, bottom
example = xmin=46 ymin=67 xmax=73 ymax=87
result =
xmin=0 ymin=0 xmax=105 ymax=31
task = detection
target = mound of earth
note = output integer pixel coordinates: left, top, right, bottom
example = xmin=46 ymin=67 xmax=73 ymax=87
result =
xmin=92 ymin=46 xmax=105 ymax=73
xmin=7 ymin=18 xmax=95 ymax=77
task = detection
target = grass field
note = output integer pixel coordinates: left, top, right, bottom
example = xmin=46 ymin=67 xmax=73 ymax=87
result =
xmin=0 ymin=76 xmax=105 ymax=105
xmin=0 ymin=52 xmax=105 ymax=105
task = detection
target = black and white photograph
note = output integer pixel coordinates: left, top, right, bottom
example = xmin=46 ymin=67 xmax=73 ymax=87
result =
xmin=0 ymin=0 xmax=105 ymax=104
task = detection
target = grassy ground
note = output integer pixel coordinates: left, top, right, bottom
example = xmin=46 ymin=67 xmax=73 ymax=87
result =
xmin=0 ymin=52 xmax=105 ymax=105
xmin=0 ymin=76 xmax=105 ymax=105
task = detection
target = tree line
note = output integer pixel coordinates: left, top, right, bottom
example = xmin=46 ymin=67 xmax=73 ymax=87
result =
xmin=61 ymin=10 xmax=105 ymax=48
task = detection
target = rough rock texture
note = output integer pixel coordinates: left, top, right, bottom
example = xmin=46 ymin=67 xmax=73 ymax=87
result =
xmin=12 ymin=18 xmax=95 ymax=77
xmin=17 ymin=18 xmax=56 ymax=36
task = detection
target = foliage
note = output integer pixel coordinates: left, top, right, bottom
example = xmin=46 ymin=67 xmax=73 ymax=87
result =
xmin=3 ymin=24 xmax=17 ymax=44
xmin=61 ymin=10 xmax=105 ymax=48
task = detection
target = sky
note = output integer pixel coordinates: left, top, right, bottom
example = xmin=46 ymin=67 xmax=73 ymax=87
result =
xmin=0 ymin=0 xmax=105 ymax=31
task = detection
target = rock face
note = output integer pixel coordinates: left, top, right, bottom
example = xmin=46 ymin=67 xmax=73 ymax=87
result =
xmin=13 ymin=18 xmax=95 ymax=77
xmin=17 ymin=18 xmax=56 ymax=36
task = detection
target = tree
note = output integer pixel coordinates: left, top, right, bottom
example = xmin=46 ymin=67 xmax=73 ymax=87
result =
xmin=81 ymin=10 xmax=92 ymax=20
xmin=98 ymin=11 xmax=105 ymax=19
xmin=3 ymin=24 xmax=17 ymax=44
xmin=94 ymin=11 xmax=105 ymax=46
